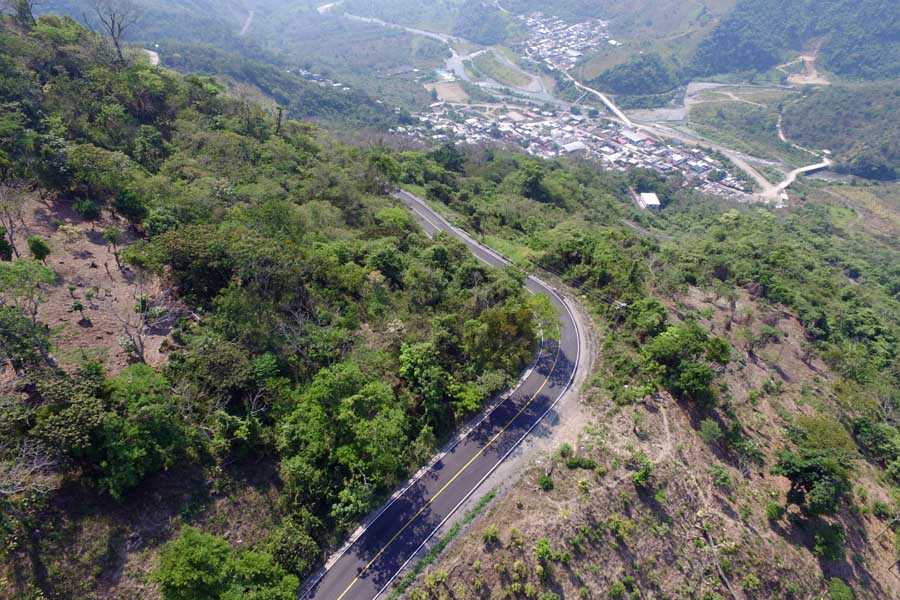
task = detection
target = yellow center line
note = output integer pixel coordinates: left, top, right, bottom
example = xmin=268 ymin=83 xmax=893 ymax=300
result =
xmin=334 ymin=342 xmax=562 ymax=600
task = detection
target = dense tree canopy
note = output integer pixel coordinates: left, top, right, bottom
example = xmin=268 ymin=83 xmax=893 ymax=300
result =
xmin=0 ymin=14 xmax=539 ymax=595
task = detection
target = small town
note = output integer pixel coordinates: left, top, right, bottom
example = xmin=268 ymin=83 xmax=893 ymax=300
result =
xmin=515 ymin=11 xmax=616 ymax=70
xmin=397 ymin=101 xmax=753 ymax=202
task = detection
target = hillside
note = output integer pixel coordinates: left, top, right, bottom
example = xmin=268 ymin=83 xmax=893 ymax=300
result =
xmin=783 ymin=83 xmax=900 ymax=180
xmin=0 ymin=13 xmax=542 ymax=599
xmin=39 ymin=0 xmax=405 ymax=127
xmin=2 ymin=4 xmax=900 ymax=600
xmin=693 ymin=0 xmax=900 ymax=80
xmin=385 ymin=149 xmax=900 ymax=599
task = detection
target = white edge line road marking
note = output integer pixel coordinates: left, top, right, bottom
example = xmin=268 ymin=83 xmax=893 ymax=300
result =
xmin=301 ymin=191 xmax=566 ymax=598
xmin=372 ymin=287 xmax=582 ymax=600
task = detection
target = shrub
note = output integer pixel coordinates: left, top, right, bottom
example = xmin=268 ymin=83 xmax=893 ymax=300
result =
xmin=872 ymin=500 xmax=893 ymax=520
xmin=742 ymin=572 xmax=761 ymax=591
xmin=558 ymin=443 xmax=573 ymax=458
xmin=0 ymin=226 xmax=12 ymax=260
xmin=509 ymin=527 xmax=524 ymax=549
xmin=709 ymin=464 xmax=732 ymax=490
xmin=535 ymin=538 xmax=553 ymax=563
xmin=699 ymin=418 xmax=723 ymax=445
xmin=539 ymin=473 xmax=554 ymax=491
xmin=482 ymin=524 xmax=500 ymax=546
xmin=27 ymin=236 xmax=50 ymax=262
xmin=74 ymin=198 xmax=101 ymax=221
xmin=115 ymin=190 xmax=148 ymax=225
xmin=608 ymin=582 xmax=626 ymax=599
xmin=827 ymin=577 xmax=855 ymax=600
xmin=567 ymin=456 xmax=597 ymax=470
xmin=631 ymin=452 xmax=654 ymax=488
xmin=813 ymin=523 xmax=845 ymax=561
xmin=154 ymin=527 xmax=230 ymax=600
xmin=765 ymin=502 xmax=786 ymax=522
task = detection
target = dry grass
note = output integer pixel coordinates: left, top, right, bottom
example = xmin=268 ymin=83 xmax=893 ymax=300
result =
xmin=405 ymin=288 xmax=900 ymax=600
xmin=425 ymin=81 xmax=470 ymax=103
xmin=14 ymin=194 xmax=170 ymax=374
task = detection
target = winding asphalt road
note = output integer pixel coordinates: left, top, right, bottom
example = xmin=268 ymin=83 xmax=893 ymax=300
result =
xmin=301 ymin=190 xmax=582 ymax=600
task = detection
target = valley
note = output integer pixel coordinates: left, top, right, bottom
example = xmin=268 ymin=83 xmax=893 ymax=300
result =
xmin=3 ymin=2 xmax=900 ymax=600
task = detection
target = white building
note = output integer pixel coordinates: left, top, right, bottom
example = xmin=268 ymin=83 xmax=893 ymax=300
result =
xmin=639 ymin=192 xmax=661 ymax=210
xmin=561 ymin=141 xmax=588 ymax=154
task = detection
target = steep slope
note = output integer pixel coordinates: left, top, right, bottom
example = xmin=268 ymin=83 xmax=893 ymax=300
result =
xmin=385 ymin=150 xmax=900 ymax=599
xmin=783 ymin=82 xmax=900 ymax=180
xmin=0 ymin=14 xmax=542 ymax=599
xmin=693 ymin=0 xmax=900 ymax=80
xmin=39 ymin=0 xmax=403 ymax=128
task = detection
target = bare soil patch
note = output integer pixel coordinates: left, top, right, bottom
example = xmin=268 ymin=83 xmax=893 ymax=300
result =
xmin=11 ymin=194 xmax=170 ymax=375
xmin=404 ymin=288 xmax=900 ymax=599
xmin=424 ymin=81 xmax=470 ymax=103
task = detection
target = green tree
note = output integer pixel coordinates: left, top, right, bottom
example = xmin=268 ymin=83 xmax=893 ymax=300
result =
xmin=27 ymin=236 xmax=50 ymax=263
xmin=0 ymin=305 xmax=53 ymax=372
xmin=772 ymin=416 xmax=856 ymax=516
xmin=0 ymin=226 xmax=12 ymax=260
xmin=828 ymin=578 xmax=854 ymax=600
xmin=519 ymin=160 xmax=546 ymax=201
xmin=71 ymin=299 xmax=86 ymax=321
xmin=267 ymin=514 xmax=321 ymax=577
xmin=222 ymin=551 xmax=299 ymax=600
xmin=114 ymin=190 xmax=148 ymax=226
xmin=102 ymin=225 xmax=124 ymax=252
xmin=154 ymin=527 xmax=231 ymax=600
xmin=0 ymin=259 xmax=56 ymax=322
xmin=400 ymin=342 xmax=450 ymax=426
xmin=74 ymin=198 xmax=101 ymax=225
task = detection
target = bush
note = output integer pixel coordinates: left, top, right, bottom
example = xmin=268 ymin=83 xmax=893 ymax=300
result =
xmin=0 ymin=226 xmax=13 ymax=260
xmin=566 ymin=456 xmax=597 ymax=470
xmin=539 ymin=473 xmax=554 ymax=491
xmin=813 ymin=523 xmax=845 ymax=561
xmin=154 ymin=526 xmax=299 ymax=600
xmin=608 ymin=582 xmax=626 ymax=599
xmin=535 ymin=538 xmax=553 ymax=563
xmin=74 ymin=198 xmax=101 ymax=221
xmin=872 ymin=500 xmax=893 ymax=520
xmin=27 ymin=236 xmax=50 ymax=262
xmin=709 ymin=464 xmax=732 ymax=490
xmin=482 ymin=523 xmax=499 ymax=546
xmin=154 ymin=527 xmax=230 ymax=600
xmin=765 ymin=502 xmax=786 ymax=522
xmin=742 ymin=572 xmax=761 ymax=591
xmin=115 ymin=190 xmax=148 ymax=225
xmin=631 ymin=452 xmax=654 ymax=489
xmin=828 ymin=577 xmax=855 ymax=600
xmin=267 ymin=515 xmax=321 ymax=577
xmin=699 ymin=419 xmax=723 ymax=445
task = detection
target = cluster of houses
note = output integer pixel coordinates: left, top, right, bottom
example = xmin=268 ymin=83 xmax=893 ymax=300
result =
xmin=515 ymin=12 xmax=616 ymax=70
xmin=397 ymin=103 xmax=753 ymax=202
xmin=287 ymin=66 xmax=353 ymax=93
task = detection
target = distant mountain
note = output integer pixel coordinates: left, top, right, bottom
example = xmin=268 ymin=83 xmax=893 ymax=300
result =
xmin=783 ymin=82 xmax=900 ymax=180
xmin=39 ymin=0 xmax=402 ymax=129
xmin=692 ymin=0 xmax=900 ymax=80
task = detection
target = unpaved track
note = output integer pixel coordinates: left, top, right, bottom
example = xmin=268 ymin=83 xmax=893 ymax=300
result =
xmin=239 ymin=10 xmax=254 ymax=36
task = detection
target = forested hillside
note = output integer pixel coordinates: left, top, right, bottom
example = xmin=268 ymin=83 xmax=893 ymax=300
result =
xmin=783 ymin=83 xmax=900 ymax=180
xmin=392 ymin=147 xmax=900 ymax=597
xmin=693 ymin=0 xmax=900 ymax=79
xmin=40 ymin=0 xmax=404 ymax=128
xmin=589 ymin=53 xmax=682 ymax=96
xmin=0 ymin=13 xmax=541 ymax=598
